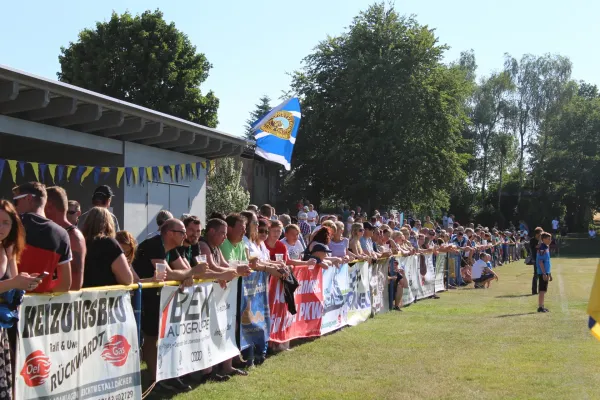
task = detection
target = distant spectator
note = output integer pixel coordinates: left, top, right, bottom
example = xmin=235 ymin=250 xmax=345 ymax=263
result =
xmin=13 ymin=182 xmax=72 ymax=293
xmin=589 ymin=228 xmax=597 ymax=239
xmin=259 ymin=204 xmax=273 ymax=221
xmin=78 ymin=185 xmax=120 ymax=232
xmin=45 ymin=186 xmax=86 ymax=290
xmin=81 ymin=207 xmax=133 ymax=288
xmin=306 ymin=204 xmax=318 ymax=228
xmin=551 ymin=217 xmax=559 ymax=234
xmin=247 ymin=204 xmax=259 ymax=213
xmin=147 ymin=210 xmax=173 ymax=239
xmin=67 ymin=200 xmax=81 ymax=225
xmin=423 ymin=216 xmax=434 ymax=229
xmin=297 ymin=212 xmax=312 ymax=241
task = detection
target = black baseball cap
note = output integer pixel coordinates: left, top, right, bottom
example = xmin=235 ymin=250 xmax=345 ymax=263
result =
xmin=363 ymin=222 xmax=375 ymax=231
xmin=93 ymin=185 xmax=114 ymax=200
xmin=311 ymin=243 xmax=332 ymax=254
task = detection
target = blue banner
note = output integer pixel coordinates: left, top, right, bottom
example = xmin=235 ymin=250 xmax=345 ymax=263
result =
xmin=321 ymin=263 xmax=349 ymax=334
xmin=239 ymin=271 xmax=270 ymax=351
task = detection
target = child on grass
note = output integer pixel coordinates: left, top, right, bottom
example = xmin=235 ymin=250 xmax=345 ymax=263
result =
xmin=536 ymin=232 xmax=553 ymax=312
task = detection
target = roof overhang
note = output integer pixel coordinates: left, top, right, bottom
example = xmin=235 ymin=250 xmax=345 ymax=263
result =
xmin=0 ymin=64 xmax=254 ymax=159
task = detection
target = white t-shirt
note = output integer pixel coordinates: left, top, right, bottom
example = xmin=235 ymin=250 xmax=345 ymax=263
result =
xmin=471 ymin=259 xmax=487 ymax=279
xmin=447 ymin=217 xmax=453 ymax=227
xmin=552 ymin=219 xmax=559 ymax=230
xmin=307 ymin=210 xmax=318 ymax=227
xmin=243 ymin=236 xmax=271 ymax=262
xmin=281 ymin=238 xmax=305 ymax=260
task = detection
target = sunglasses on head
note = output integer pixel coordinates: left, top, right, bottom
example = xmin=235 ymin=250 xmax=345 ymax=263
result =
xmin=12 ymin=193 xmax=35 ymax=205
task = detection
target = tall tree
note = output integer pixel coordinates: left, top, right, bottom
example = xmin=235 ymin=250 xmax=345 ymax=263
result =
xmin=58 ymin=9 xmax=219 ymax=127
xmin=491 ymin=132 xmax=517 ymax=209
xmin=469 ymin=72 xmax=513 ymax=200
xmin=286 ymin=3 xmax=472 ymax=213
xmin=206 ymin=158 xmax=250 ymax=215
xmin=244 ymin=95 xmax=272 ymax=140
xmin=503 ymin=53 xmax=572 ymax=208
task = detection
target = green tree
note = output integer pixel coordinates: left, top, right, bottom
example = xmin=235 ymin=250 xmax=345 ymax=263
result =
xmin=286 ymin=3 xmax=472 ymax=213
xmin=502 ymin=53 xmax=572 ymax=207
xmin=490 ymin=132 xmax=517 ymax=209
xmin=206 ymin=158 xmax=250 ymax=215
xmin=245 ymin=95 xmax=272 ymax=140
xmin=58 ymin=9 xmax=219 ymax=127
xmin=469 ymin=72 xmax=513 ymax=200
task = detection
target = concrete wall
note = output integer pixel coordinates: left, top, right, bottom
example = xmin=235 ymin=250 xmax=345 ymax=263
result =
xmin=123 ymin=141 xmax=206 ymax=244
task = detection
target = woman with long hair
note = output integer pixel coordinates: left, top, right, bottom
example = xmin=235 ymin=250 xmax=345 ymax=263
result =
xmin=349 ymin=223 xmax=368 ymax=259
xmin=81 ymin=207 xmax=133 ymax=287
xmin=329 ymin=221 xmax=354 ymax=262
xmin=0 ymin=200 xmax=43 ymax=399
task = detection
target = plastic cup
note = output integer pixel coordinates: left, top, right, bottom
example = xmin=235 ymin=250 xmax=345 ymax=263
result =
xmin=156 ymin=263 xmax=167 ymax=273
xmin=196 ymin=254 xmax=207 ymax=263
xmin=275 ymin=253 xmax=284 ymax=262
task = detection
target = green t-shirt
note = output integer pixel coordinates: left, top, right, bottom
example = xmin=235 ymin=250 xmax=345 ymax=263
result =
xmin=220 ymin=238 xmax=247 ymax=262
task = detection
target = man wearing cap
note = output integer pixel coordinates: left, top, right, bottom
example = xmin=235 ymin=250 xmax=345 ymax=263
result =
xmin=78 ymin=185 xmax=120 ymax=232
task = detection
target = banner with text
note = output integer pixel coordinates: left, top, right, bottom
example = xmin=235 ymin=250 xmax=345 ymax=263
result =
xmin=240 ymin=271 xmax=270 ymax=351
xmin=347 ymin=261 xmax=372 ymax=326
xmin=401 ymin=256 xmax=419 ymax=305
xmin=16 ymin=291 xmax=142 ymax=400
xmin=269 ymin=267 xmax=323 ymax=343
xmin=370 ymin=259 xmax=390 ymax=316
xmin=321 ymin=263 xmax=349 ymax=335
xmin=156 ymin=281 xmax=239 ymax=382
xmin=435 ymin=254 xmax=447 ymax=292
xmin=420 ymin=254 xmax=436 ymax=298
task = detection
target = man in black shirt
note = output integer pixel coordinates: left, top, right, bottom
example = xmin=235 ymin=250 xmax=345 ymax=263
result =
xmin=171 ymin=215 xmax=202 ymax=266
xmin=530 ymin=227 xmax=543 ymax=295
xmin=133 ymin=218 xmax=211 ymax=394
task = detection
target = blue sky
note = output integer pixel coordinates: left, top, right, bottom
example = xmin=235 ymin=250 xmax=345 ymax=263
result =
xmin=1 ymin=0 xmax=598 ymax=136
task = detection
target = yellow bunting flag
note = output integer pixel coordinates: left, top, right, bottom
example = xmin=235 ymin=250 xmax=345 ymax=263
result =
xmin=29 ymin=162 xmax=40 ymax=182
xmin=169 ymin=165 xmax=176 ymax=182
xmin=145 ymin=167 xmax=152 ymax=182
xmin=201 ymin=161 xmax=207 ymax=169
xmin=158 ymin=167 xmax=163 ymax=182
xmin=101 ymin=167 xmax=110 ymax=173
xmin=210 ymin=160 xmax=215 ymax=172
xmin=7 ymin=160 xmax=17 ymax=183
xmin=67 ymin=165 xmax=76 ymax=181
xmin=48 ymin=164 xmax=57 ymax=184
xmin=116 ymin=168 xmax=125 ymax=188
xmin=588 ymin=260 xmax=600 ymax=341
xmin=180 ymin=164 xmax=186 ymax=179
xmin=191 ymin=164 xmax=196 ymax=179
xmin=80 ymin=166 xmax=94 ymax=184
xmin=132 ymin=167 xmax=139 ymax=184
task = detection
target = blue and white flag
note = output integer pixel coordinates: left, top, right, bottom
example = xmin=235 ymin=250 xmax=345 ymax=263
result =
xmin=252 ymin=98 xmax=301 ymax=170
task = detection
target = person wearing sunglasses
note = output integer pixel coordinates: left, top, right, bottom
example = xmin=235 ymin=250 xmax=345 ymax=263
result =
xmin=349 ymin=223 xmax=369 ymax=260
xmin=12 ymin=182 xmax=72 ymax=293
xmin=66 ymin=200 xmax=81 ymax=225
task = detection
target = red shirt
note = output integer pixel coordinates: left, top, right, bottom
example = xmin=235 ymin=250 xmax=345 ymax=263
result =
xmin=264 ymin=240 xmax=289 ymax=263
xmin=19 ymin=213 xmax=72 ymax=293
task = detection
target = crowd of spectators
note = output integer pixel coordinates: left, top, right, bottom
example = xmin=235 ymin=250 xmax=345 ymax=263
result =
xmin=0 ymin=186 xmax=555 ymax=398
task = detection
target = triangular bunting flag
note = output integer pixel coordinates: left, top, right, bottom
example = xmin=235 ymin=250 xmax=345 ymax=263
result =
xmin=48 ymin=164 xmax=57 ymax=184
xmin=93 ymin=167 xmax=101 ymax=184
xmin=80 ymin=166 xmax=94 ymax=184
xmin=18 ymin=161 xmax=25 ymax=177
xmin=146 ymin=167 xmax=152 ymax=183
xmin=116 ymin=168 xmax=125 ymax=188
xmin=201 ymin=161 xmax=207 ymax=169
xmin=124 ymin=167 xmax=132 ymax=186
xmin=39 ymin=163 xmax=47 ymax=183
xmin=7 ymin=160 xmax=17 ymax=184
xmin=0 ymin=159 xmax=4 ymax=182
xmin=168 ymin=165 xmax=175 ymax=182
xmin=158 ymin=166 xmax=164 ymax=182
xmin=132 ymin=167 xmax=139 ymax=185
xmin=67 ymin=166 xmax=76 ymax=181
xmin=180 ymin=164 xmax=186 ymax=180
xmin=74 ymin=166 xmax=85 ymax=183
xmin=29 ymin=162 xmax=40 ymax=182
xmin=57 ymin=165 xmax=65 ymax=183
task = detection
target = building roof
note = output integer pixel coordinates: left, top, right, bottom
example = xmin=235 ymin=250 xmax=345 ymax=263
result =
xmin=0 ymin=64 xmax=253 ymax=159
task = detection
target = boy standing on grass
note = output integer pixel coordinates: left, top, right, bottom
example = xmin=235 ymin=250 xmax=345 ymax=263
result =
xmin=536 ymin=232 xmax=553 ymax=313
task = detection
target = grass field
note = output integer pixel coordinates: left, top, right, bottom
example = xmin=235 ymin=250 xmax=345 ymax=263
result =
xmin=171 ymin=257 xmax=600 ymax=400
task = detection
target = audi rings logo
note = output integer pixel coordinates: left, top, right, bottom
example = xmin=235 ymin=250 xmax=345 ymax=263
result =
xmin=191 ymin=351 xmax=203 ymax=362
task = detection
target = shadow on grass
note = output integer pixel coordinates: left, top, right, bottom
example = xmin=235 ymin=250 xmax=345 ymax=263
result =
xmin=495 ymin=312 xmax=537 ymax=318
xmin=495 ymin=294 xmax=534 ymax=299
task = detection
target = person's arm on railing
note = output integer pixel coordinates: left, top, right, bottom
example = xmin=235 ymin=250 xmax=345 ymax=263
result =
xmin=111 ymin=254 xmax=134 ymax=285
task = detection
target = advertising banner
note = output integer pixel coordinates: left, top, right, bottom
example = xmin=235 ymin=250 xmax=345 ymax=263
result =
xmin=239 ymin=271 xmax=270 ymax=351
xmin=402 ymin=256 xmax=419 ymax=305
xmin=16 ymin=291 xmax=142 ymax=400
xmin=435 ymin=253 xmax=447 ymax=292
xmin=156 ymin=281 xmax=239 ymax=382
xmin=347 ymin=261 xmax=371 ymax=326
xmin=420 ymin=254 xmax=436 ymax=298
xmin=370 ymin=259 xmax=390 ymax=316
xmin=321 ymin=263 xmax=349 ymax=335
xmin=269 ymin=266 xmax=323 ymax=343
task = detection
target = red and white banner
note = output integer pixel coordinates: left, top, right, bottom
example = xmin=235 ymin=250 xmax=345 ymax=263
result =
xmin=269 ymin=266 xmax=323 ymax=342
xmin=16 ymin=291 xmax=142 ymax=400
